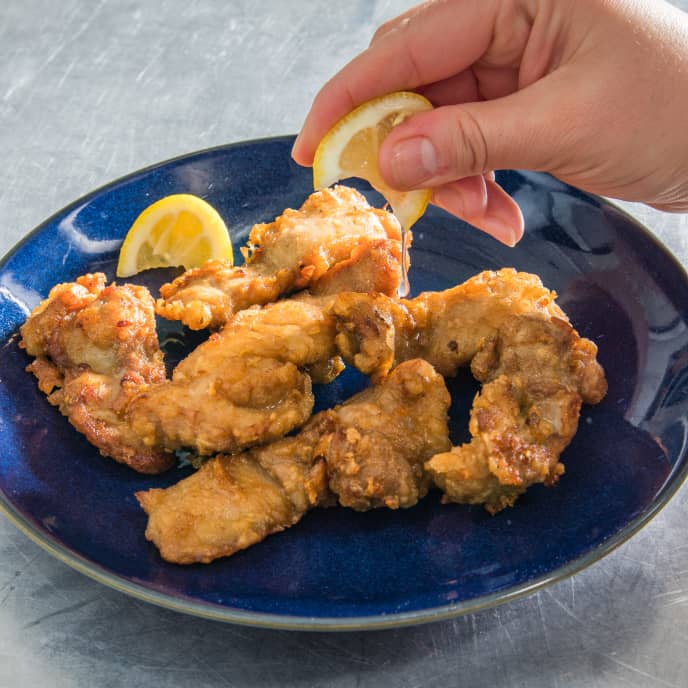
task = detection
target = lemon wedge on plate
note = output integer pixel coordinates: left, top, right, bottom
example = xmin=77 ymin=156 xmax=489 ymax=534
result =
xmin=313 ymin=91 xmax=433 ymax=231
xmin=116 ymin=194 xmax=233 ymax=277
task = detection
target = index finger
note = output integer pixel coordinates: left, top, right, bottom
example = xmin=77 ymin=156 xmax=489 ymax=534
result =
xmin=291 ymin=0 xmax=500 ymax=166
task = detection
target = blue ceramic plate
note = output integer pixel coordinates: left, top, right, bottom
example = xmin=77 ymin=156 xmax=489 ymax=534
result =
xmin=1 ymin=137 xmax=687 ymax=630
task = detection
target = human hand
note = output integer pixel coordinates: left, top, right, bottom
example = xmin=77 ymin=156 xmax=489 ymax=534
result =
xmin=292 ymin=0 xmax=688 ymax=245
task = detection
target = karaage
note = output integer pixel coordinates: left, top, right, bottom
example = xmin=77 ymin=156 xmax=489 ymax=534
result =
xmin=427 ymin=315 xmax=604 ymax=513
xmin=136 ymin=359 xmax=451 ymax=564
xmin=21 ymin=265 xmax=607 ymax=505
xmin=332 ymin=268 xmax=569 ymax=379
xmin=19 ymin=274 xmax=175 ymax=474
xmin=126 ymin=297 xmax=342 ymax=456
xmin=156 ymin=186 xmax=405 ymax=330
xmin=329 ymin=269 xmax=607 ymax=511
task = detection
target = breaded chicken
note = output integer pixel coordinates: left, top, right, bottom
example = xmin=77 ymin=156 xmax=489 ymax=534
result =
xmin=155 ymin=186 xmax=405 ymax=330
xmin=332 ymin=268 xmax=571 ymax=380
xmin=64 ymin=268 xmax=600 ymax=477
xmin=329 ymin=269 xmax=607 ymax=511
xmin=127 ymin=297 xmax=342 ymax=456
xmin=20 ymin=279 xmax=341 ymax=466
xmin=331 ymin=268 xmax=606 ymax=402
xmin=136 ymin=359 xmax=451 ymax=564
xmin=325 ymin=358 xmax=451 ymax=510
xmin=20 ymin=265 xmax=606 ymax=513
xmin=136 ymin=414 xmax=334 ymax=565
xmin=19 ymin=274 xmax=174 ymax=474
xmin=426 ymin=315 xmax=602 ymax=513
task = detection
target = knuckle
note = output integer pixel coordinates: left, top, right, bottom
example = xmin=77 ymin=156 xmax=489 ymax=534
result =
xmin=370 ymin=16 xmax=406 ymax=45
xmin=370 ymin=23 xmax=391 ymax=45
xmin=448 ymin=109 xmax=490 ymax=175
xmin=400 ymin=45 xmax=423 ymax=87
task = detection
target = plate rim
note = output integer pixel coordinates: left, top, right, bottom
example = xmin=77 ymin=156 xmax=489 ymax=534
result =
xmin=0 ymin=136 xmax=297 ymax=269
xmin=1 ymin=135 xmax=687 ymax=631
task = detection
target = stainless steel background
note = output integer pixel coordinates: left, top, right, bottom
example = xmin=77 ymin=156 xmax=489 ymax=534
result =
xmin=1 ymin=1 xmax=686 ymax=686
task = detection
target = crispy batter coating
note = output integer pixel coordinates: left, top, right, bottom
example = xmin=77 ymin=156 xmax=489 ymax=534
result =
xmin=156 ymin=186 xmax=405 ymax=330
xmin=20 ymin=261 xmax=607 ymax=518
xmin=427 ymin=316 xmax=600 ymax=513
xmin=332 ymin=268 xmax=570 ymax=380
xmin=325 ymin=358 xmax=451 ymax=510
xmin=128 ymin=355 xmax=314 ymax=457
xmin=329 ymin=269 xmax=607 ymax=511
xmin=136 ymin=359 xmax=451 ymax=564
xmin=22 ymin=280 xmax=352 ymax=464
xmin=127 ymin=297 xmax=343 ymax=456
xmin=136 ymin=416 xmax=333 ymax=565
xmin=19 ymin=273 xmax=174 ymax=474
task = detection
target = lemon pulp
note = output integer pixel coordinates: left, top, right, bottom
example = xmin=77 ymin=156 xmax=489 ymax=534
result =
xmin=116 ymin=194 xmax=233 ymax=278
xmin=312 ymin=91 xmax=434 ymax=295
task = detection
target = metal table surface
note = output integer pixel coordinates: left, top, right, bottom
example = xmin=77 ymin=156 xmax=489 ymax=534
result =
xmin=1 ymin=2 xmax=686 ymax=686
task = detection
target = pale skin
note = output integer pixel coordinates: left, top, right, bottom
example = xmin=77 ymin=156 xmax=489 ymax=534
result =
xmin=292 ymin=0 xmax=688 ymax=246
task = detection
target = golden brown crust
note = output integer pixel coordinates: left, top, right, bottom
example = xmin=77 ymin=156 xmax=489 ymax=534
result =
xmin=20 ymin=273 xmax=175 ymax=474
xmin=156 ymin=186 xmax=405 ymax=330
xmin=330 ymin=268 xmax=570 ymax=378
xmin=137 ymin=359 xmax=451 ymax=564
xmin=328 ymin=269 xmax=607 ymax=512
xmin=324 ymin=359 xmax=451 ymax=510
xmin=128 ymin=356 xmax=314 ymax=456
xmin=21 ymin=259 xmax=607 ymax=518
xmin=427 ymin=315 xmax=604 ymax=513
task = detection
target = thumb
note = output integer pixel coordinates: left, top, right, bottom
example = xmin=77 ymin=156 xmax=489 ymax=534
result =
xmin=379 ymin=85 xmax=561 ymax=189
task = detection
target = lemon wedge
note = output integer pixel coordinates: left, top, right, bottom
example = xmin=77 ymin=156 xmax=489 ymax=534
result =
xmin=116 ymin=194 xmax=233 ymax=277
xmin=313 ymin=91 xmax=433 ymax=231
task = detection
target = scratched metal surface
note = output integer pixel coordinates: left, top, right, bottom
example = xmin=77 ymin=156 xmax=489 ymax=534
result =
xmin=1 ymin=1 xmax=687 ymax=686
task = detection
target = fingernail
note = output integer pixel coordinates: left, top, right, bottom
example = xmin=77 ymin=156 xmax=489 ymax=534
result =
xmin=388 ymin=137 xmax=438 ymax=188
xmin=291 ymin=134 xmax=302 ymax=160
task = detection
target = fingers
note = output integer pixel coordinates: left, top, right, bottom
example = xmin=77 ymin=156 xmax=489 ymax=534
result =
xmin=432 ymin=178 xmax=524 ymax=246
xmin=438 ymin=175 xmax=489 ymax=219
xmin=415 ymin=65 xmax=519 ymax=109
xmin=415 ymin=70 xmax=480 ymax=107
xmin=378 ymin=80 xmax=562 ymax=189
xmin=292 ymin=0 xmax=501 ymax=166
xmin=368 ymin=4 xmax=427 ymax=46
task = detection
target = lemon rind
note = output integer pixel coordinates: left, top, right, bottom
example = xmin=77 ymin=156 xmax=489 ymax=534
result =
xmin=313 ymin=91 xmax=432 ymax=189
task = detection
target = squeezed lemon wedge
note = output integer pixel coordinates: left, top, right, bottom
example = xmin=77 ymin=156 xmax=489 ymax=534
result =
xmin=116 ymin=194 xmax=233 ymax=277
xmin=313 ymin=91 xmax=433 ymax=231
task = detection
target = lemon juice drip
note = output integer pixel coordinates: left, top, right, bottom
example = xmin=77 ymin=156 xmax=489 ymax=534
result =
xmin=398 ymin=227 xmax=411 ymax=297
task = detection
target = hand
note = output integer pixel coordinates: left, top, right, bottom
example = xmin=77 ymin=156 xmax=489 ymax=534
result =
xmin=292 ymin=0 xmax=688 ymax=245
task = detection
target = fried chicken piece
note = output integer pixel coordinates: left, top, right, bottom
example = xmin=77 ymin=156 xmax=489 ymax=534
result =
xmin=333 ymin=268 xmax=605 ymax=401
xmin=19 ymin=273 xmax=174 ymax=474
xmin=324 ymin=358 xmax=451 ymax=510
xmin=129 ymin=355 xmax=314 ymax=457
xmin=307 ymin=238 xmax=405 ymax=297
xmin=21 ymin=278 xmax=342 ymax=466
xmin=136 ymin=359 xmax=451 ymax=564
xmin=136 ymin=415 xmax=334 ymax=565
xmin=155 ymin=186 xmax=404 ymax=330
xmin=427 ymin=315 xmax=604 ymax=513
xmin=126 ymin=297 xmax=344 ymax=456
xmin=329 ymin=269 xmax=607 ymax=511
xmin=332 ymin=268 xmax=572 ymax=380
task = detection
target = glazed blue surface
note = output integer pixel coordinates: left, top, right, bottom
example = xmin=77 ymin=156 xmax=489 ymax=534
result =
xmin=0 ymin=136 xmax=687 ymax=627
